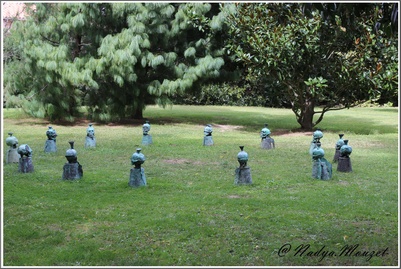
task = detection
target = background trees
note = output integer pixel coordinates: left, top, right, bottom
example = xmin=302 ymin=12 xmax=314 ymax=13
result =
xmin=224 ymin=3 xmax=398 ymax=129
xmin=3 ymin=2 xmax=398 ymax=128
xmin=3 ymin=3 xmax=229 ymax=121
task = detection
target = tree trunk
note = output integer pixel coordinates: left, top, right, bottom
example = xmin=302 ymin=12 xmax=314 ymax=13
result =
xmin=297 ymin=100 xmax=315 ymax=130
xmin=133 ymin=106 xmax=143 ymax=119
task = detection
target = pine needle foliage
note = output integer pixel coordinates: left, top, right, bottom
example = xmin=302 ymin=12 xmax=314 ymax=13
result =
xmin=4 ymin=3 xmax=230 ymax=121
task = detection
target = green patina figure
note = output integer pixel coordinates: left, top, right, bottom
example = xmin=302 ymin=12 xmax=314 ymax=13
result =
xmin=333 ymin=133 xmax=345 ymax=163
xmin=62 ymin=141 xmax=83 ymax=180
xmin=44 ymin=126 xmax=57 ymax=152
xmin=17 ymin=144 xmax=34 ymax=173
xmin=337 ymin=139 xmax=353 ymax=172
xmin=309 ymin=129 xmax=323 ymax=155
xmin=129 ymin=148 xmax=147 ymax=187
xmin=235 ymin=146 xmax=252 ymax=185
xmin=85 ymin=123 xmax=96 ymax=148
xmin=312 ymin=141 xmax=332 ymax=180
xmin=260 ymin=123 xmax=275 ymax=149
xmin=203 ymin=124 xmax=214 ymax=146
xmin=5 ymin=132 xmax=19 ymax=163
xmin=142 ymin=120 xmax=153 ymax=145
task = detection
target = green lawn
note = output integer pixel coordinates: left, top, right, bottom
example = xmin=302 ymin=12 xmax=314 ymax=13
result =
xmin=2 ymin=105 xmax=399 ymax=266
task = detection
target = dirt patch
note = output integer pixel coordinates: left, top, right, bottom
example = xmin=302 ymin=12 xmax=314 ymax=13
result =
xmin=227 ymin=195 xmax=249 ymax=199
xmin=274 ymin=129 xmax=313 ymax=137
xmin=163 ymin=159 xmax=203 ymax=165
xmin=213 ymin=124 xmax=243 ymax=132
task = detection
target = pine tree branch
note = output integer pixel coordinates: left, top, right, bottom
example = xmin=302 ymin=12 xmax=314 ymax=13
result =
xmin=40 ymin=34 xmax=60 ymax=46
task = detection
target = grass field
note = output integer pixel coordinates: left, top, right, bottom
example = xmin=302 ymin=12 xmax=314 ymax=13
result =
xmin=2 ymin=105 xmax=399 ymax=266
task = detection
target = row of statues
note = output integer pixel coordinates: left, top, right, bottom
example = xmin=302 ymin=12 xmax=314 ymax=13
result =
xmin=6 ymin=133 xmax=34 ymax=173
xmin=43 ymin=124 xmax=97 ymax=154
xmin=5 ymin=122 xmax=353 ymax=185
xmin=202 ymin=123 xmax=276 ymax=149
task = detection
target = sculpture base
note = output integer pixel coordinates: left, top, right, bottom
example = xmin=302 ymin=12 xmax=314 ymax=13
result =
xmin=129 ymin=168 xmax=147 ymax=187
xmin=7 ymin=148 xmax=19 ymax=163
xmin=203 ymin=136 xmax=214 ymax=146
xmin=234 ymin=167 xmax=252 ymax=185
xmin=312 ymin=158 xmax=332 ymax=180
xmin=18 ymin=157 xmax=34 ymax=173
xmin=44 ymin=140 xmax=57 ymax=153
xmin=337 ymin=157 xmax=352 ymax=172
xmin=333 ymin=149 xmax=341 ymax=163
xmin=261 ymin=137 xmax=275 ymax=149
xmin=62 ymin=162 xmax=83 ymax=180
xmin=142 ymin=134 xmax=153 ymax=145
xmin=85 ymin=136 xmax=96 ymax=148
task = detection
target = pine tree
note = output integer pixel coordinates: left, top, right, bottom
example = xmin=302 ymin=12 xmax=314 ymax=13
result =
xmin=5 ymin=3 xmax=228 ymax=121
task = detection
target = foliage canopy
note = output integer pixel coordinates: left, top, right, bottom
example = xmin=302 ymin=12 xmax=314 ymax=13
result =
xmin=3 ymin=3 xmax=229 ymax=121
xmin=224 ymin=3 xmax=398 ymax=129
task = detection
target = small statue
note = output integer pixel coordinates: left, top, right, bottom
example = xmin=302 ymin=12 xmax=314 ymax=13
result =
xmin=85 ymin=123 xmax=96 ymax=148
xmin=309 ymin=129 xmax=323 ymax=155
xmin=203 ymin=124 xmax=214 ymax=146
xmin=62 ymin=141 xmax=83 ymax=180
xmin=333 ymin=134 xmax=345 ymax=163
xmin=337 ymin=139 xmax=352 ymax=172
xmin=5 ymin=132 xmax=19 ymax=163
xmin=129 ymin=148 xmax=147 ymax=187
xmin=17 ymin=144 xmax=34 ymax=173
xmin=260 ymin=124 xmax=275 ymax=149
xmin=235 ymin=146 xmax=252 ymax=185
xmin=142 ymin=120 xmax=153 ymax=145
xmin=312 ymin=142 xmax=332 ymax=180
xmin=44 ymin=126 xmax=57 ymax=152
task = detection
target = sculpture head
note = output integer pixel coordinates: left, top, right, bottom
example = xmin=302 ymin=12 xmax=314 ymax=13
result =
xmin=312 ymin=142 xmax=325 ymax=160
xmin=17 ymin=144 xmax=33 ymax=158
xmin=86 ymin=124 xmax=95 ymax=138
xmin=260 ymin=124 xmax=271 ymax=139
xmin=335 ymin=134 xmax=345 ymax=150
xmin=237 ymin=146 xmax=249 ymax=167
xmin=204 ymin=124 xmax=213 ymax=136
xmin=65 ymin=141 xmax=77 ymax=163
xmin=131 ymin=148 xmax=146 ymax=168
xmin=313 ymin=129 xmax=323 ymax=141
xmin=143 ymin=121 xmax=151 ymax=135
xmin=6 ymin=132 xmax=18 ymax=149
xmin=340 ymin=140 xmax=352 ymax=157
xmin=46 ymin=126 xmax=57 ymax=140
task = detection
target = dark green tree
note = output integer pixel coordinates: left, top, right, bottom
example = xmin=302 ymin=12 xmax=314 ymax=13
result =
xmin=225 ymin=3 xmax=398 ymax=130
xmin=4 ymin=3 xmax=227 ymax=121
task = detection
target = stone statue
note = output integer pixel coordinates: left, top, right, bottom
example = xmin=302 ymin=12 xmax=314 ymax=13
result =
xmin=203 ymin=124 xmax=214 ymax=146
xmin=5 ymin=132 xmax=19 ymax=163
xmin=235 ymin=146 xmax=252 ymax=185
xmin=85 ymin=123 xmax=96 ymax=148
xmin=142 ymin=120 xmax=153 ymax=145
xmin=309 ymin=129 xmax=323 ymax=155
xmin=44 ymin=126 xmax=57 ymax=152
xmin=17 ymin=144 xmax=34 ymax=173
xmin=333 ymin=134 xmax=345 ymax=163
xmin=260 ymin=124 xmax=275 ymax=149
xmin=129 ymin=148 xmax=147 ymax=187
xmin=312 ymin=142 xmax=332 ymax=180
xmin=337 ymin=139 xmax=353 ymax=172
xmin=62 ymin=141 xmax=83 ymax=180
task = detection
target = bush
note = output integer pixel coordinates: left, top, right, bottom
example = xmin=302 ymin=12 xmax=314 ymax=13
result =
xmin=172 ymin=82 xmax=269 ymax=106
